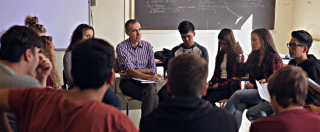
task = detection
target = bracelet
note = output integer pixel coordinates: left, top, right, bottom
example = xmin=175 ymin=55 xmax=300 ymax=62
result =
xmin=236 ymin=57 xmax=242 ymax=62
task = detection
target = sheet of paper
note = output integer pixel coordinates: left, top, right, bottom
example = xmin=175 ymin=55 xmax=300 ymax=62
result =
xmin=133 ymin=78 xmax=161 ymax=84
xmin=256 ymin=80 xmax=270 ymax=102
xmin=308 ymin=78 xmax=320 ymax=93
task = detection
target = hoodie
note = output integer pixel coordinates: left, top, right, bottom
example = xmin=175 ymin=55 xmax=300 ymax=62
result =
xmin=168 ymin=42 xmax=209 ymax=63
xmin=140 ymin=96 xmax=238 ymax=132
xmin=288 ymin=55 xmax=320 ymax=105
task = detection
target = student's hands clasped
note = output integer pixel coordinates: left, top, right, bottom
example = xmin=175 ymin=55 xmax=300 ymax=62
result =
xmin=149 ymin=73 xmax=164 ymax=82
xmin=36 ymin=54 xmax=53 ymax=79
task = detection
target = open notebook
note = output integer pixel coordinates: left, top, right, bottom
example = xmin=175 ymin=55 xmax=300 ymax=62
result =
xmin=133 ymin=78 xmax=161 ymax=84
xmin=256 ymin=78 xmax=320 ymax=102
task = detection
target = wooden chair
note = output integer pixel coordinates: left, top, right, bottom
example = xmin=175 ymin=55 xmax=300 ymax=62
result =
xmin=114 ymin=59 xmax=140 ymax=116
xmin=217 ymin=99 xmax=229 ymax=108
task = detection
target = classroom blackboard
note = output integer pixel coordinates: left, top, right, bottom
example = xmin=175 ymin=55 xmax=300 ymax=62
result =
xmin=135 ymin=0 xmax=275 ymax=30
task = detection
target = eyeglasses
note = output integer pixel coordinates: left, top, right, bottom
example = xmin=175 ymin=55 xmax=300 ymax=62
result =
xmin=287 ymin=43 xmax=305 ymax=49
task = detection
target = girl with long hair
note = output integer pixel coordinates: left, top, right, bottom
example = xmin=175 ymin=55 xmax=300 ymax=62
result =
xmin=224 ymin=28 xmax=283 ymax=126
xmin=203 ymin=28 xmax=244 ymax=105
xmin=39 ymin=36 xmax=60 ymax=88
xmin=63 ymin=24 xmax=121 ymax=110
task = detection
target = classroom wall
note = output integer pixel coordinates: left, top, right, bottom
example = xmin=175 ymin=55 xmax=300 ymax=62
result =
xmin=55 ymin=0 xmax=319 ymax=85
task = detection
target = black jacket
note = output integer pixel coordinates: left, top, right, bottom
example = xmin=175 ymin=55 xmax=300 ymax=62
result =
xmin=289 ymin=55 xmax=320 ymax=104
xmin=140 ymin=96 xmax=238 ymax=132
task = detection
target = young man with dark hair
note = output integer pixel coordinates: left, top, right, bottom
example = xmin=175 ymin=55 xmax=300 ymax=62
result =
xmin=158 ymin=20 xmax=209 ymax=102
xmin=140 ymin=54 xmax=237 ymax=132
xmin=0 ymin=39 xmax=138 ymax=132
xmin=117 ymin=19 xmax=164 ymax=116
xmin=0 ymin=26 xmax=53 ymax=132
xmin=287 ymin=30 xmax=320 ymax=104
xmin=250 ymin=65 xmax=320 ymax=132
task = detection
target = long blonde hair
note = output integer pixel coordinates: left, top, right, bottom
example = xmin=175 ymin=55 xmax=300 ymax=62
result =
xmin=24 ymin=16 xmax=47 ymax=34
xmin=40 ymin=36 xmax=60 ymax=88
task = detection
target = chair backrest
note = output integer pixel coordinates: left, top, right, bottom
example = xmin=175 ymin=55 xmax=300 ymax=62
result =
xmin=114 ymin=58 xmax=120 ymax=73
xmin=62 ymin=70 xmax=68 ymax=89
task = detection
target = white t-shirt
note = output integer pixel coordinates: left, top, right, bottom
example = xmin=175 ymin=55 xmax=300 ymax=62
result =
xmin=220 ymin=54 xmax=227 ymax=79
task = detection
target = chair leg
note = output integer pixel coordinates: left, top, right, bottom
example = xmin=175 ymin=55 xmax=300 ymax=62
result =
xmin=126 ymin=98 xmax=129 ymax=116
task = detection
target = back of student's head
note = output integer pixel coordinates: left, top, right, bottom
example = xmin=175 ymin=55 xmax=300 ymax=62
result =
xmin=168 ymin=54 xmax=208 ymax=97
xmin=291 ymin=30 xmax=313 ymax=53
xmin=72 ymin=38 xmax=114 ymax=90
xmin=268 ymin=65 xmax=308 ymax=108
xmin=24 ymin=16 xmax=47 ymax=35
xmin=0 ymin=26 xmax=41 ymax=62
xmin=66 ymin=24 xmax=95 ymax=52
xmin=178 ymin=21 xmax=195 ymax=34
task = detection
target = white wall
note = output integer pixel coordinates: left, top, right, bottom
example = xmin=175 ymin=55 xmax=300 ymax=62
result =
xmin=55 ymin=0 xmax=320 ymax=85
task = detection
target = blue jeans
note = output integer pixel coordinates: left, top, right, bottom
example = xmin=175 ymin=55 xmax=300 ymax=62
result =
xmin=69 ymin=86 xmax=121 ymax=110
xmin=102 ymin=88 xmax=121 ymax=110
xmin=246 ymin=101 xmax=274 ymax=123
xmin=224 ymin=89 xmax=263 ymax=126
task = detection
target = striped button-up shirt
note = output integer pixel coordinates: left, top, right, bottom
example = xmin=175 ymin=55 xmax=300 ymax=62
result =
xmin=116 ymin=39 xmax=157 ymax=79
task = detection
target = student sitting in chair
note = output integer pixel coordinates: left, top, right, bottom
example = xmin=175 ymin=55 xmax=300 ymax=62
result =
xmin=203 ymin=28 xmax=244 ymax=105
xmin=140 ymin=54 xmax=238 ymax=132
xmin=250 ymin=65 xmax=320 ymax=132
xmin=0 ymin=26 xmax=52 ymax=132
xmin=157 ymin=20 xmax=209 ymax=102
xmin=0 ymin=39 xmax=138 ymax=132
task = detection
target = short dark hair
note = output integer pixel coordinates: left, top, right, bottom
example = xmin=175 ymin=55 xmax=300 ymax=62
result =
xmin=66 ymin=24 xmax=94 ymax=52
xmin=268 ymin=65 xmax=308 ymax=108
xmin=168 ymin=54 xmax=208 ymax=97
xmin=72 ymin=38 xmax=115 ymax=90
xmin=178 ymin=21 xmax=195 ymax=34
xmin=125 ymin=19 xmax=139 ymax=31
xmin=291 ymin=30 xmax=313 ymax=53
xmin=0 ymin=26 xmax=41 ymax=62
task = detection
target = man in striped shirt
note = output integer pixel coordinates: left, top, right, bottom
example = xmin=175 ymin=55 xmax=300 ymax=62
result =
xmin=116 ymin=19 xmax=164 ymax=116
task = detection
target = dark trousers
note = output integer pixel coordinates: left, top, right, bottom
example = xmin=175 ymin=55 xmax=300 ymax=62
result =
xmin=203 ymin=88 xmax=232 ymax=105
xmin=158 ymin=84 xmax=172 ymax=102
xmin=120 ymin=79 xmax=159 ymax=116
xmin=69 ymin=85 xmax=121 ymax=110
xmin=203 ymin=79 xmax=232 ymax=105
xmin=102 ymin=88 xmax=121 ymax=110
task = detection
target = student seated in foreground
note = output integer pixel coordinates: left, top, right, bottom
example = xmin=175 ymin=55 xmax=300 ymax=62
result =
xmin=0 ymin=39 xmax=138 ymax=132
xmin=140 ymin=54 xmax=238 ymax=132
xmin=0 ymin=26 xmax=53 ymax=132
xmin=250 ymin=65 xmax=320 ymax=132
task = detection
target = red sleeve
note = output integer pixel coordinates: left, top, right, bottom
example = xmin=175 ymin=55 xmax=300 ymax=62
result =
xmin=8 ymin=88 xmax=40 ymax=122
xmin=250 ymin=122 xmax=261 ymax=132
xmin=113 ymin=112 xmax=139 ymax=132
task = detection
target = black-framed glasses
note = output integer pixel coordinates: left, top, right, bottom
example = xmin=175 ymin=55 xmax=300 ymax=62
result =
xmin=287 ymin=43 xmax=305 ymax=49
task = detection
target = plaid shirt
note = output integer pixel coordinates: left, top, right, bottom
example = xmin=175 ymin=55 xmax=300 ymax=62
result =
xmin=116 ymin=39 xmax=157 ymax=79
xmin=210 ymin=54 xmax=244 ymax=93
xmin=236 ymin=52 xmax=283 ymax=88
